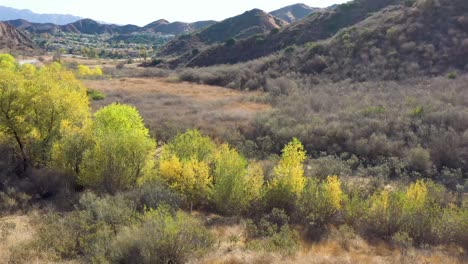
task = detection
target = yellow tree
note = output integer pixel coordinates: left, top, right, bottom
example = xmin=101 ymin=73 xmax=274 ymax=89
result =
xmin=159 ymin=151 xmax=211 ymax=211
xmin=267 ymin=138 xmax=306 ymax=211
xmin=0 ymin=57 xmax=89 ymax=171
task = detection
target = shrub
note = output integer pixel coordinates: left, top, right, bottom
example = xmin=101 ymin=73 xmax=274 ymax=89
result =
xmin=78 ymin=103 xmax=157 ymax=193
xmin=266 ymin=138 xmax=306 ymax=212
xmin=447 ymin=71 xmax=458 ymax=79
xmin=110 ymin=206 xmax=213 ymax=264
xmin=245 ymin=208 xmax=299 ymax=256
xmin=86 ymin=89 xmax=106 ymax=100
xmin=296 ymin=176 xmax=343 ymax=235
xmin=76 ymin=192 xmax=135 ymax=233
xmin=212 ymin=144 xmax=264 ymax=215
xmin=405 ymin=147 xmax=433 ymax=176
xmin=35 ymin=210 xmax=114 ymax=262
xmin=125 ymin=182 xmax=181 ymax=212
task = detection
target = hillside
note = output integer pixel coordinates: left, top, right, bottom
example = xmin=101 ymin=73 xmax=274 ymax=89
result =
xmin=0 ymin=5 xmax=82 ymax=25
xmin=177 ymin=0 xmax=468 ymax=86
xmin=270 ymin=3 xmax=321 ymax=23
xmin=157 ymin=9 xmax=288 ymax=57
xmin=164 ymin=0 xmax=402 ymax=68
xmin=0 ymin=22 xmax=36 ymax=53
xmin=271 ymin=0 xmax=468 ymax=81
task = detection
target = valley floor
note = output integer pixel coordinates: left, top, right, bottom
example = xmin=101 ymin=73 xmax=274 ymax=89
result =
xmin=83 ymin=77 xmax=270 ymax=141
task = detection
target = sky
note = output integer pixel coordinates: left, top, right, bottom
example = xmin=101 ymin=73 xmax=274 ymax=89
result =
xmin=0 ymin=0 xmax=350 ymax=26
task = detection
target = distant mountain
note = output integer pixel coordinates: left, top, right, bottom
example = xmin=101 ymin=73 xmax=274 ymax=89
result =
xmin=0 ymin=22 xmax=36 ymax=53
xmin=6 ymin=17 xmax=216 ymax=37
xmin=158 ymin=9 xmax=288 ymax=57
xmin=270 ymin=3 xmax=321 ymax=23
xmin=0 ymin=6 xmax=82 ymax=25
xmin=62 ymin=19 xmax=139 ymax=35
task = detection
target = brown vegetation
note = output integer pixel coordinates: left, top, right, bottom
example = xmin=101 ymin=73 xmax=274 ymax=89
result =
xmin=83 ymin=77 xmax=270 ymax=142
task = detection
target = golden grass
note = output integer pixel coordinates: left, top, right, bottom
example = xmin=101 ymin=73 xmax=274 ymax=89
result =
xmin=196 ymin=221 xmax=467 ymax=264
xmin=83 ymin=77 xmax=271 ymax=141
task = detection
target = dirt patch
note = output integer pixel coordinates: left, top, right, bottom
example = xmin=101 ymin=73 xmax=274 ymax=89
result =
xmin=83 ymin=77 xmax=271 ymax=141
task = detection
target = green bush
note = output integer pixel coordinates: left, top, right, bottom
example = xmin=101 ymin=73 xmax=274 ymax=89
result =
xmin=87 ymin=89 xmax=106 ymax=100
xmin=110 ymin=206 xmax=213 ymax=264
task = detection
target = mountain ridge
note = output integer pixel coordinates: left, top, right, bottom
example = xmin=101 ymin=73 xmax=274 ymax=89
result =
xmin=6 ymin=18 xmax=217 ymax=36
xmin=0 ymin=6 xmax=82 ymax=25
xmin=270 ymin=3 xmax=321 ymax=23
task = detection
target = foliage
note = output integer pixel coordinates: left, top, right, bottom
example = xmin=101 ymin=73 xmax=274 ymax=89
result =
xmin=35 ymin=210 xmax=114 ymax=262
xmin=110 ymin=206 xmax=213 ymax=264
xmin=79 ymin=103 xmax=156 ymax=193
xmin=245 ymin=209 xmax=299 ymax=256
xmin=87 ymin=89 xmax=106 ymax=100
xmin=77 ymin=65 xmax=103 ymax=78
xmin=124 ymin=182 xmax=181 ymax=212
xmin=266 ymin=138 xmax=306 ymax=212
xmin=297 ymin=176 xmax=343 ymax=231
xmin=211 ymin=144 xmax=264 ymax=215
xmin=164 ymin=129 xmax=216 ymax=162
xmin=0 ymin=58 xmax=89 ymax=171
xmin=158 ymin=153 xmax=212 ymax=210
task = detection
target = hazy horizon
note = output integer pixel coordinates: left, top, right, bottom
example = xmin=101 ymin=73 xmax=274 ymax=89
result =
xmin=0 ymin=0 xmax=350 ymax=26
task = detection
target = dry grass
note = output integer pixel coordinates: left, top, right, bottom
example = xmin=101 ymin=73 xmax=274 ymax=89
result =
xmin=0 ymin=213 xmax=81 ymax=264
xmin=83 ymin=77 xmax=271 ymax=141
xmin=0 ymin=212 xmax=465 ymax=264
xmin=0 ymin=215 xmax=34 ymax=263
xmin=196 ymin=220 xmax=467 ymax=264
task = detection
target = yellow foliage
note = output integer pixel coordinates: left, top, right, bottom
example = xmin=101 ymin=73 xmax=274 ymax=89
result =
xmin=0 ymin=58 xmax=90 ymax=169
xmin=404 ymin=180 xmax=428 ymax=211
xmin=159 ymin=151 xmax=212 ymax=208
xmin=245 ymin=161 xmax=265 ymax=202
xmin=91 ymin=66 xmax=103 ymax=76
xmin=270 ymin=138 xmax=306 ymax=197
xmin=77 ymin=65 xmax=91 ymax=76
xmin=324 ymin=176 xmax=343 ymax=210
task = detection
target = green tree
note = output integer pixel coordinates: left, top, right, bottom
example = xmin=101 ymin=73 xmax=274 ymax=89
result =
xmin=212 ymin=144 xmax=264 ymax=215
xmin=266 ymin=138 xmax=306 ymax=211
xmin=165 ymin=129 xmax=215 ymax=162
xmin=78 ymin=103 xmax=156 ymax=192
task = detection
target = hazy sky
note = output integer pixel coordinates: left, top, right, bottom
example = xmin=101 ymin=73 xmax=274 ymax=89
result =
xmin=0 ymin=0 xmax=350 ymax=26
